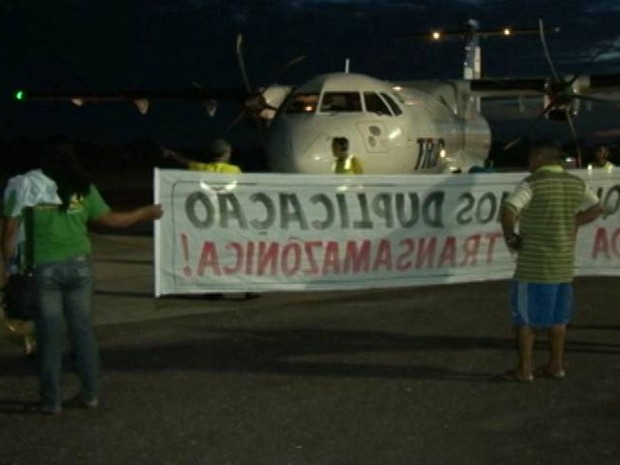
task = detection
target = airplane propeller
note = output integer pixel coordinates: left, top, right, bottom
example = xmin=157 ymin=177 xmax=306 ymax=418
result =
xmin=227 ymin=33 xmax=305 ymax=133
xmin=503 ymin=19 xmax=620 ymax=166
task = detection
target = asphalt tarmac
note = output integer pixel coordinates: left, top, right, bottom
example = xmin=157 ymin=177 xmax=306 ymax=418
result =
xmin=1 ymin=233 xmax=619 ymax=465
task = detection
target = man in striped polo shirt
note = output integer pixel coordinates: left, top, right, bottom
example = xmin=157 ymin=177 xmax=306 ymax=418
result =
xmin=500 ymin=139 xmax=603 ymax=382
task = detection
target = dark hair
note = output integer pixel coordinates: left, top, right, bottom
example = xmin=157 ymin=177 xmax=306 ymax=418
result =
xmin=593 ymin=144 xmax=610 ymax=155
xmin=529 ymin=138 xmax=562 ymax=162
xmin=332 ymin=137 xmax=349 ymax=151
xmin=39 ymin=136 xmax=92 ymax=211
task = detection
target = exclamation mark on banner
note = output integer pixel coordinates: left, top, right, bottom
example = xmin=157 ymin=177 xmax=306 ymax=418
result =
xmin=181 ymin=233 xmax=192 ymax=277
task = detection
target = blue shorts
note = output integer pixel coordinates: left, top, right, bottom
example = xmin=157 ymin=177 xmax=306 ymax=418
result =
xmin=510 ymin=281 xmax=574 ymax=328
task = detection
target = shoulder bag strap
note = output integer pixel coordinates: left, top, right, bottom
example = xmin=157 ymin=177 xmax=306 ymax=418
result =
xmin=23 ymin=207 xmax=34 ymax=272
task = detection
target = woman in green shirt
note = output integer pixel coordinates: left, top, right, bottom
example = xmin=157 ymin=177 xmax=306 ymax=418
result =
xmin=2 ymin=137 xmax=163 ymax=414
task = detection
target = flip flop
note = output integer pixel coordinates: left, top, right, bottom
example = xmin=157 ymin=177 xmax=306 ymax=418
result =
xmin=534 ymin=366 xmax=565 ymax=380
xmin=496 ymin=370 xmax=534 ymax=383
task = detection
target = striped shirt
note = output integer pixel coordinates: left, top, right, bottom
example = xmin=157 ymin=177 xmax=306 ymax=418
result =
xmin=503 ymin=165 xmax=599 ymax=282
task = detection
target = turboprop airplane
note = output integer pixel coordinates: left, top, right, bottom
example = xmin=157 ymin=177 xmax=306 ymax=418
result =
xmin=11 ymin=20 xmax=620 ymax=172
xmin=263 ymin=71 xmax=488 ymax=173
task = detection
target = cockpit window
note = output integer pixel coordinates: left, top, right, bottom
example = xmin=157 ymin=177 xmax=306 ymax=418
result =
xmin=381 ymin=93 xmax=403 ymax=115
xmin=284 ymin=93 xmax=320 ymax=114
xmin=319 ymin=92 xmax=362 ymax=112
xmin=364 ymin=92 xmax=392 ymax=116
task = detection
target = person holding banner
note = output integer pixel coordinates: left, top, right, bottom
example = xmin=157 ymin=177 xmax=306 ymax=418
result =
xmin=332 ymin=137 xmax=363 ymax=174
xmin=162 ymin=138 xmax=258 ymax=300
xmin=162 ymin=139 xmax=241 ymax=174
xmin=500 ymin=139 xmax=603 ymax=383
xmin=3 ymin=136 xmax=164 ymax=415
xmin=591 ymin=144 xmax=615 ymax=170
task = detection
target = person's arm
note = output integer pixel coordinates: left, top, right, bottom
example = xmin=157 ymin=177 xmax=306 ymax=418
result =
xmin=500 ymin=205 xmax=521 ymax=251
xmin=91 ymin=205 xmax=163 ymax=229
xmin=162 ymin=147 xmax=193 ymax=168
xmin=576 ymin=185 xmax=604 ymax=226
xmin=500 ymin=180 xmax=532 ymax=251
xmin=576 ymin=204 xmax=604 ymax=226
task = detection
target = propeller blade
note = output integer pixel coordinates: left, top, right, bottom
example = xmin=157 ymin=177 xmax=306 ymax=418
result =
xmin=236 ymin=33 xmax=252 ymax=93
xmin=270 ymin=54 xmax=306 ymax=85
xmin=573 ymin=94 xmax=619 ymax=105
xmin=134 ymin=99 xmax=150 ymax=115
xmin=503 ymin=135 xmax=525 ymax=152
xmin=503 ymin=100 xmax=556 ymax=151
xmin=203 ymin=99 xmax=217 ymax=117
xmin=539 ymin=19 xmax=560 ymax=81
xmin=226 ymin=109 xmax=246 ymax=133
xmin=565 ymin=109 xmax=582 ymax=168
xmin=568 ymin=42 xmax=620 ymax=86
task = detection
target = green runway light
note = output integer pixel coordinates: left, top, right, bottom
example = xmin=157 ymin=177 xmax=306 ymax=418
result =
xmin=14 ymin=90 xmax=25 ymax=101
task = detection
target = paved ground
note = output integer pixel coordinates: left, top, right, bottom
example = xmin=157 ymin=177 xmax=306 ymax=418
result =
xmin=1 ymin=233 xmax=619 ymax=465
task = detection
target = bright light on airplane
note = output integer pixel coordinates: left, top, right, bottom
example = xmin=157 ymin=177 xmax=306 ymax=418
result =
xmin=431 ymin=31 xmax=441 ymax=40
xmin=388 ymin=128 xmax=402 ymax=140
xmin=503 ymin=28 xmax=512 ymax=36
xmin=14 ymin=89 xmax=25 ymax=101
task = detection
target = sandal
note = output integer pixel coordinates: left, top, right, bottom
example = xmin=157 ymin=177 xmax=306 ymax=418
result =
xmin=496 ymin=369 xmax=534 ymax=383
xmin=534 ymin=366 xmax=565 ymax=380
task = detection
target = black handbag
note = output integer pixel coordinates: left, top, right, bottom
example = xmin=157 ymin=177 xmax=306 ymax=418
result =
xmin=2 ymin=208 xmax=37 ymax=321
xmin=3 ymin=273 xmax=37 ymax=320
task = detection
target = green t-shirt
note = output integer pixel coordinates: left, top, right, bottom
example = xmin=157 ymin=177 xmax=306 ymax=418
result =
xmin=5 ymin=185 xmax=111 ymax=265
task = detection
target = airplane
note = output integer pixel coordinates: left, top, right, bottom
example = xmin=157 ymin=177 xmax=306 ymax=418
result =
xmin=11 ymin=20 xmax=620 ymax=173
xmin=263 ymin=71 xmax=488 ymax=174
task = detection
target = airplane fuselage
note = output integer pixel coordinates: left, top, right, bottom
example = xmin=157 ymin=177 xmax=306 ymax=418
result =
xmin=265 ymin=73 xmax=491 ymax=174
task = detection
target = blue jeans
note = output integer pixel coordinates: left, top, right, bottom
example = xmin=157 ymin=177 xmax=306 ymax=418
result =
xmin=34 ymin=256 xmax=98 ymax=410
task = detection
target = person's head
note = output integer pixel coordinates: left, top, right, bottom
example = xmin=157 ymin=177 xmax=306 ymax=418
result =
xmin=527 ymin=138 xmax=562 ymax=172
xmin=210 ymin=139 xmax=232 ymax=162
xmin=39 ymin=135 xmax=91 ymax=210
xmin=331 ymin=137 xmax=349 ymax=159
xmin=593 ymin=144 xmax=610 ymax=167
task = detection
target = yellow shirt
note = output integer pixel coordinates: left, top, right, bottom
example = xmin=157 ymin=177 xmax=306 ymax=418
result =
xmin=333 ymin=155 xmax=363 ymax=174
xmin=188 ymin=162 xmax=242 ymax=173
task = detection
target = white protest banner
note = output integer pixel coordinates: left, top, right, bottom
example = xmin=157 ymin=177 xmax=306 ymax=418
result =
xmin=154 ymin=168 xmax=620 ymax=296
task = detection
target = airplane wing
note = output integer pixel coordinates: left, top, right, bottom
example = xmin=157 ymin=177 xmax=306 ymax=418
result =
xmin=13 ymin=87 xmax=247 ymax=102
xmin=471 ymin=71 xmax=620 ymax=161
xmin=11 ymin=84 xmax=294 ymax=123
xmin=470 ymin=73 xmax=620 ymax=99
xmin=12 ymin=87 xmax=249 ymax=116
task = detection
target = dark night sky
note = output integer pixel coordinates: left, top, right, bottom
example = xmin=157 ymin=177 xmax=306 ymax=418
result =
xmin=1 ymin=0 xmax=620 ymax=150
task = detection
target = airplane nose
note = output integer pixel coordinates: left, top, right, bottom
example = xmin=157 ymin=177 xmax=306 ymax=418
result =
xmin=290 ymin=132 xmax=334 ymax=174
xmin=267 ymin=119 xmax=334 ymax=173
